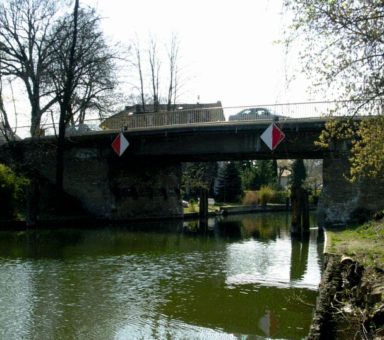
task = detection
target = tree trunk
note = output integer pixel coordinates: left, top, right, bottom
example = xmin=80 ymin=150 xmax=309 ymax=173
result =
xmin=55 ymin=0 xmax=79 ymax=212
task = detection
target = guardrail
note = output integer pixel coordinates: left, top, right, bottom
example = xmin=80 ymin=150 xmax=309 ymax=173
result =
xmin=7 ymin=100 xmax=384 ymax=139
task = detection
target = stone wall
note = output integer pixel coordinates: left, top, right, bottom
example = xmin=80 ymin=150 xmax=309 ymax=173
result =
xmin=318 ymin=154 xmax=384 ymax=227
xmin=107 ymin=158 xmax=182 ymax=220
xmin=20 ymin=142 xmax=183 ymax=220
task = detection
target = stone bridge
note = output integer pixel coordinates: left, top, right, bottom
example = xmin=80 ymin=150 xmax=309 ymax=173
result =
xmin=1 ymin=118 xmax=383 ymax=226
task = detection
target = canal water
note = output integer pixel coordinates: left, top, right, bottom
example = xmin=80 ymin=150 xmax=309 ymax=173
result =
xmin=0 ymin=212 xmax=323 ymax=339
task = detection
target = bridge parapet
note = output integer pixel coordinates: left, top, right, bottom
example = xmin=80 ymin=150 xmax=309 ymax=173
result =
xmin=101 ymin=107 xmax=226 ymax=130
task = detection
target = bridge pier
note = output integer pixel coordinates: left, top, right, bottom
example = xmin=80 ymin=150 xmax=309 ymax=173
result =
xmin=66 ymin=155 xmax=183 ymax=220
xmin=17 ymin=142 xmax=184 ymax=220
xmin=318 ymin=155 xmax=384 ymax=227
xmin=106 ymin=159 xmax=183 ymax=220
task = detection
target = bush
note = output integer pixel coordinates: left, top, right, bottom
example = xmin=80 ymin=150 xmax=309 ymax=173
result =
xmin=188 ymin=199 xmax=198 ymax=213
xmin=242 ymin=191 xmax=259 ymax=205
xmin=270 ymin=190 xmax=288 ymax=204
xmin=0 ymin=164 xmax=29 ymax=218
xmin=259 ymin=186 xmax=275 ymax=206
xmin=243 ymin=187 xmax=288 ymax=206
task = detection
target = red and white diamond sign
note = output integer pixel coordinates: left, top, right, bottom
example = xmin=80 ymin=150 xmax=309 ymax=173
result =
xmin=260 ymin=123 xmax=285 ymax=151
xmin=112 ymin=132 xmax=129 ymax=156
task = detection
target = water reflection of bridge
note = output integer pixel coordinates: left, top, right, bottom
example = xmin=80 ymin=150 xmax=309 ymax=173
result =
xmin=183 ymin=212 xmax=324 ymax=287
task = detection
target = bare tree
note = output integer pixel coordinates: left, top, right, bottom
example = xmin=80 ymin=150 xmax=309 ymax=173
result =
xmin=166 ymin=34 xmax=179 ymax=111
xmin=0 ymin=74 xmax=14 ymax=142
xmin=284 ymin=0 xmax=384 ymax=104
xmin=148 ymin=37 xmax=160 ymax=112
xmin=53 ymin=0 xmax=80 ymax=204
xmin=0 ymin=0 xmax=62 ymax=137
xmin=69 ymin=46 xmax=116 ymax=125
xmin=131 ymin=38 xmax=146 ymax=113
xmin=45 ymin=2 xmax=117 ymax=202
xmin=127 ymin=34 xmax=184 ymax=112
xmin=49 ymin=5 xmax=116 ymax=125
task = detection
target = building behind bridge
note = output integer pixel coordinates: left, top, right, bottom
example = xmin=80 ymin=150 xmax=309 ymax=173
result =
xmin=101 ymin=101 xmax=225 ymax=130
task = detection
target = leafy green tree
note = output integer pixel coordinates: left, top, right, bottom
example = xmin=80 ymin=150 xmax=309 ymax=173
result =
xmin=215 ymin=162 xmax=243 ymax=203
xmin=284 ymin=0 xmax=384 ymax=181
xmin=239 ymin=160 xmax=258 ymax=190
xmin=181 ymin=162 xmax=217 ymax=199
xmin=240 ymin=160 xmax=277 ymax=190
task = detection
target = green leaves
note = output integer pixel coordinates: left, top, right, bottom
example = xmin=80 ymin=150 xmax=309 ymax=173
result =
xmin=284 ymin=0 xmax=384 ymax=183
xmin=0 ymin=164 xmax=29 ymax=218
xmin=349 ymin=116 xmax=384 ymax=181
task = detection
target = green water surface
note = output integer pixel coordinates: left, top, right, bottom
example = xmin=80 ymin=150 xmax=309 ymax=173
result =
xmin=0 ymin=212 xmax=323 ymax=339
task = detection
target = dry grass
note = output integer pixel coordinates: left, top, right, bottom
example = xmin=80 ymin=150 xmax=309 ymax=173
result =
xmin=242 ymin=191 xmax=259 ymax=205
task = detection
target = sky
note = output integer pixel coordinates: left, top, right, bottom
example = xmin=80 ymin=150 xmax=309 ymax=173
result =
xmin=82 ymin=0 xmax=315 ymax=108
xmin=4 ymin=0 xmax=319 ymax=137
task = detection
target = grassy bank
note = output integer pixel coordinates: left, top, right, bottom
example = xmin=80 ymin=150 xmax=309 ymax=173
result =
xmin=327 ymin=219 xmax=384 ymax=269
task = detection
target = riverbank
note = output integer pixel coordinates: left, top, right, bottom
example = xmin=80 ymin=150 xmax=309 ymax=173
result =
xmin=0 ymin=204 xmax=289 ymax=229
xmin=183 ymin=203 xmax=291 ymax=219
xmin=309 ymin=219 xmax=384 ymax=339
xmin=1 ymin=203 xmax=314 ymax=229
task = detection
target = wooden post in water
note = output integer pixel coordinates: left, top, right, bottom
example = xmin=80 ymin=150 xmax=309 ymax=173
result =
xmin=199 ymin=188 xmax=208 ymax=230
xmin=291 ymin=186 xmax=310 ymax=235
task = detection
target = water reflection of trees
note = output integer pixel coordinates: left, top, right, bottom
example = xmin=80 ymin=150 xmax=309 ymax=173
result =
xmin=216 ymin=213 xmax=291 ymax=242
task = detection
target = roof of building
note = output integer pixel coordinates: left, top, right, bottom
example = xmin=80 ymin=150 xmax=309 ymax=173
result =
xmin=101 ymin=101 xmax=224 ymax=130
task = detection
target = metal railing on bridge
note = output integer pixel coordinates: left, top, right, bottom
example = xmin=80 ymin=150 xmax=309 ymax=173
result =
xmin=9 ymin=100 xmax=384 ymax=139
